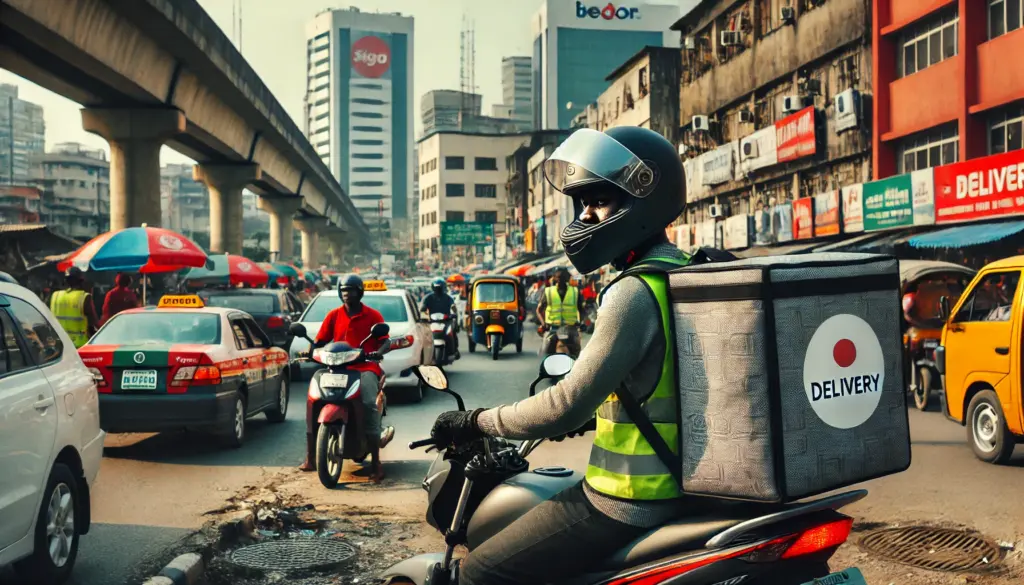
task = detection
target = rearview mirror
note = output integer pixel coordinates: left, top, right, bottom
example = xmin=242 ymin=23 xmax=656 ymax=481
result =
xmin=414 ymin=365 xmax=449 ymax=390
xmin=288 ymin=323 xmax=307 ymax=338
xmin=371 ymin=323 xmax=390 ymax=338
xmin=938 ymin=296 xmax=950 ymax=321
xmin=540 ymin=353 xmax=574 ymax=379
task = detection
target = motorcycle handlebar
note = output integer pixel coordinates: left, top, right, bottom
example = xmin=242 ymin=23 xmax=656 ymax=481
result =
xmin=409 ymin=437 xmax=436 ymax=449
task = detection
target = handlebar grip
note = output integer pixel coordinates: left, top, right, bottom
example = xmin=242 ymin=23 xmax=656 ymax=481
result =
xmin=409 ymin=437 xmax=436 ymax=449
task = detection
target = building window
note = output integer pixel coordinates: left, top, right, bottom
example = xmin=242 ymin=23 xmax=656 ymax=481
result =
xmin=446 ymin=211 xmax=465 ymax=222
xmin=445 ymin=156 xmax=465 ymax=170
xmin=446 ymin=183 xmax=465 ymax=197
xmin=474 ymin=157 xmax=498 ymax=171
xmin=990 ymin=0 xmax=1023 ymax=39
xmin=898 ymin=124 xmax=959 ymax=173
xmin=352 ymin=126 xmax=384 ymax=133
xmin=989 ymin=105 xmax=1024 ymax=154
xmin=899 ymin=11 xmax=958 ymax=78
xmin=476 ymin=211 xmax=497 ymax=223
xmin=474 ymin=184 xmax=497 ymax=198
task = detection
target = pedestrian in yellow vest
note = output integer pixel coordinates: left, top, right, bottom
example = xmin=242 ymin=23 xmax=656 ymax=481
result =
xmin=536 ymin=267 xmax=584 ymax=357
xmin=49 ymin=267 xmax=99 ymax=348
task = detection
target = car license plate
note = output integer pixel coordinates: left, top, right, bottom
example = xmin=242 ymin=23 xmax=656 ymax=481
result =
xmin=801 ymin=568 xmax=866 ymax=585
xmin=121 ymin=370 xmax=158 ymax=390
xmin=320 ymin=373 xmax=349 ymax=389
xmin=923 ymin=339 xmax=939 ymax=349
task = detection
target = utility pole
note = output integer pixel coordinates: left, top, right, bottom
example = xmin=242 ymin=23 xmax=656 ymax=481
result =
xmin=377 ymin=199 xmax=384 ymax=272
xmin=7 ymin=96 xmax=13 ymax=186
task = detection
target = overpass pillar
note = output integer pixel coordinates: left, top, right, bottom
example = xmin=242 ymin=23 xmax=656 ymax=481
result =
xmin=81 ymin=107 xmax=186 ymax=231
xmin=257 ymin=196 xmax=302 ymax=262
xmin=293 ymin=217 xmax=324 ymax=270
xmin=324 ymin=226 xmax=348 ymax=268
xmin=193 ymin=164 xmax=261 ymax=255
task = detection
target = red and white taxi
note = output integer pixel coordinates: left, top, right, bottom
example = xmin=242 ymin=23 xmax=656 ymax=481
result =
xmin=78 ymin=295 xmax=290 ymax=447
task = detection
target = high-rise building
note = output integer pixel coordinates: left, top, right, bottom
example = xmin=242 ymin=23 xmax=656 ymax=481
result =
xmin=422 ymin=90 xmax=482 ymax=135
xmin=501 ymin=56 xmax=533 ymax=129
xmin=31 ymin=142 xmax=109 ymax=240
xmin=305 ymin=7 xmax=414 ymax=240
xmin=0 ymin=84 xmax=45 ymax=185
xmin=531 ymin=1 xmax=681 ymax=129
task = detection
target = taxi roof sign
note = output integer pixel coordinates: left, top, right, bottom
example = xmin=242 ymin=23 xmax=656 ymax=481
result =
xmin=157 ymin=294 xmax=205 ymax=308
xmin=364 ymin=280 xmax=387 ymax=291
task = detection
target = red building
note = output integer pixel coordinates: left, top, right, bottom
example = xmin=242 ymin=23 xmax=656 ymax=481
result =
xmin=873 ymin=0 xmax=1024 ymax=180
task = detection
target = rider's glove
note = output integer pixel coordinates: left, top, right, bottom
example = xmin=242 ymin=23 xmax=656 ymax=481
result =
xmin=365 ymin=351 xmax=383 ymax=361
xmin=549 ymin=418 xmax=596 ymax=442
xmin=431 ymin=408 xmax=485 ymax=446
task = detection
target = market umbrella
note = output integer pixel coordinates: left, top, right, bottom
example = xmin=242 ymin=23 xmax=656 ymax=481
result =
xmin=257 ymin=263 xmax=288 ymax=284
xmin=304 ymin=271 xmax=319 ymax=282
xmin=274 ymin=263 xmax=302 ymax=279
xmin=182 ymin=254 xmax=268 ymax=287
xmin=511 ymin=265 xmax=534 ymax=277
xmin=446 ymin=274 xmax=466 ymax=283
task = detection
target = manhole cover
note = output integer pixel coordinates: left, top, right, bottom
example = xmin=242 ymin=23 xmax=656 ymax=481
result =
xmin=229 ymin=538 xmax=357 ymax=572
xmin=859 ymin=526 xmax=1001 ymax=572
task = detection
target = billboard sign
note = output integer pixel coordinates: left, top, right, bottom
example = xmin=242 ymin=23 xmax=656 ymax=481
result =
xmin=792 ymin=197 xmax=814 ymax=239
xmin=775 ymin=106 xmax=817 ymax=162
xmin=351 ymin=33 xmax=392 ymax=79
xmin=440 ymin=222 xmax=493 ymax=246
xmin=772 ymin=203 xmax=793 ymax=243
xmin=841 ymin=183 xmax=864 ymax=233
xmin=911 ymin=169 xmax=936 ymax=226
xmin=576 ymin=1 xmax=640 ymax=20
xmin=723 ymin=215 xmax=751 ymax=250
xmin=813 ymin=190 xmax=840 ymax=237
xmin=863 ymin=174 xmax=913 ymax=231
xmin=739 ymin=126 xmax=778 ymax=175
xmin=702 ymin=142 xmax=736 ymax=186
xmin=933 ymin=149 xmax=1024 ymax=224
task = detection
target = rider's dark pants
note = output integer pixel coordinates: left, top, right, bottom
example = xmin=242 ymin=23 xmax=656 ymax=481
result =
xmin=459 ymin=481 xmax=648 ymax=585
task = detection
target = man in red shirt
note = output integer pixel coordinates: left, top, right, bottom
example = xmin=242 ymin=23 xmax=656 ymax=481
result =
xmin=101 ymin=273 xmax=139 ymax=325
xmin=300 ymin=275 xmax=395 ymax=481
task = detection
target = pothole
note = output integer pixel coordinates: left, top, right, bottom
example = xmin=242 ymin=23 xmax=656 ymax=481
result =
xmin=859 ymin=526 xmax=1002 ymax=572
xmin=229 ymin=538 xmax=357 ymax=572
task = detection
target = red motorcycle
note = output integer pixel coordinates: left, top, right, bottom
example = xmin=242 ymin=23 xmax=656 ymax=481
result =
xmin=290 ymin=322 xmax=390 ymax=488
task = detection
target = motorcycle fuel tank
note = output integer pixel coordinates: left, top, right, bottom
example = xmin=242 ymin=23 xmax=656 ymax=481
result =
xmin=465 ymin=467 xmax=582 ymax=550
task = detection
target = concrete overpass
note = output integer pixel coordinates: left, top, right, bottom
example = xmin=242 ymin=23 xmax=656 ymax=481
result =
xmin=0 ymin=0 xmax=372 ymax=267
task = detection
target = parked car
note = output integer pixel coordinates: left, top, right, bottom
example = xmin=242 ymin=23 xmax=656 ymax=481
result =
xmin=0 ymin=281 xmax=104 ymax=584
xmin=289 ymin=282 xmax=433 ymax=400
xmin=198 ymin=288 xmax=305 ymax=348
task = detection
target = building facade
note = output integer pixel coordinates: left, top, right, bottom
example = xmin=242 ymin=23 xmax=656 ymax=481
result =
xmin=672 ymin=0 xmax=873 ymax=252
xmin=0 ymin=84 xmax=45 ymax=185
xmin=532 ymin=0 xmax=681 ymax=130
xmin=416 ymin=132 xmax=526 ymax=261
xmin=31 ymin=142 xmax=110 ymax=240
xmin=0 ymin=185 xmax=41 ymax=224
xmin=161 ymin=163 xmax=210 ymax=240
xmin=501 ymin=56 xmax=533 ymax=129
xmin=504 ymin=130 xmax=573 ymax=255
xmin=305 ymin=8 xmax=414 ymax=234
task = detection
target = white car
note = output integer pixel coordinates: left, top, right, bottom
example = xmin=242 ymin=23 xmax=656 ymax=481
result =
xmin=0 ymin=281 xmax=104 ymax=583
xmin=289 ymin=286 xmax=433 ymax=401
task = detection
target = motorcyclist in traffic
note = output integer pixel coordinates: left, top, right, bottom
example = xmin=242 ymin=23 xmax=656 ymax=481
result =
xmin=299 ymin=274 xmax=395 ymax=482
xmin=536 ymin=267 xmax=585 ymax=358
xmin=420 ymin=277 xmax=460 ymax=358
xmin=427 ymin=126 xmax=692 ymax=585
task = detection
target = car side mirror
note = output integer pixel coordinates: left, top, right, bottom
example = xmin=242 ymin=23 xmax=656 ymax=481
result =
xmin=540 ymin=353 xmax=574 ymax=379
xmin=371 ymin=323 xmax=390 ymax=338
xmin=938 ymin=296 xmax=950 ymax=322
xmin=288 ymin=323 xmax=307 ymax=338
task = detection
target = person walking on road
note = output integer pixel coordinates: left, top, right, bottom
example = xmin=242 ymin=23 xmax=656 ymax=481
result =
xmin=101 ymin=273 xmax=139 ymax=325
xmin=536 ymin=267 xmax=584 ymax=357
xmin=49 ymin=267 xmax=99 ymax=348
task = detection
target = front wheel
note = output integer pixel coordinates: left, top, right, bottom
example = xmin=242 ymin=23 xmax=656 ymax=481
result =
xmin=516 ymin=339 xmax=523 ymax=353
xmin=913 ymin=367 xmax=931 ymax=411
xmin=490 ymin=334 xmax=501 ymax=360
xmin=13 ymin=463 xmax=81 ymax=584
xmin=967 ymin=389 xmax=1015 ymax=464
xmin=317 ymin=423 xmax=345 ymax=488
xmin=468 ymin=337 xmax=476 ymax=353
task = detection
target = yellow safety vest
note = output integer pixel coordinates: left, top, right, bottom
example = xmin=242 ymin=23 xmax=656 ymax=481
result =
xmin=544 ymin=286 xmax=579 ymax=325
xmin=585 ymin=255 xmax=690 ymax=500
xmin=50 ymin=289 xmax=89 ymax=348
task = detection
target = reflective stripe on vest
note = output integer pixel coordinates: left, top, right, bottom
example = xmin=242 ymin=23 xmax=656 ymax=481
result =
xmin=51 ymin=289 xmax=89 ymax=348
xmin=585 ymin=255 xmax=690 ymax=500
xmin=544 ymin=286 xmax=578 ymax=325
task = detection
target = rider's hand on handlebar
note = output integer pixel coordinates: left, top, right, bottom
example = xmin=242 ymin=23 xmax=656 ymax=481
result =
xmin=431 ymin=408 xmax=486 ymax=446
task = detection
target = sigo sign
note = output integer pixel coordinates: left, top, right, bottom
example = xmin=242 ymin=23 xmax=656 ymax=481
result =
xmin=576 ymin=1 xmax=640 ymax=20
xmin=351 ymin=35 xmax=391 ymax=78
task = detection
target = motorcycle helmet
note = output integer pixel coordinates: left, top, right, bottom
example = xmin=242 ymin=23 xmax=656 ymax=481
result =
xmin=431 ymin=278 xmax=445 ymax=295
xmin=543 ymin=126 xmax=685 ymax=274
xmin=338 ymin=274 xmax=364 ymax=302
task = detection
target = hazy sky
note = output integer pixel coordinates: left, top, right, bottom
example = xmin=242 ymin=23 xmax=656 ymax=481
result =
xmin=0 ymin=0 xmax=537 ymax=165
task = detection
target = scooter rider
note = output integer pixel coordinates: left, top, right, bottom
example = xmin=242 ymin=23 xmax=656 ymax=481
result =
xmin=428 ymin=126 xmax=692 ymax=585
xmin=300 ymin=274 xmax=395 ymax=482
xmin=420 ymin=277 xmax=460 ymax=358
xmin=536 ymin=267 xmax=584 ymax=358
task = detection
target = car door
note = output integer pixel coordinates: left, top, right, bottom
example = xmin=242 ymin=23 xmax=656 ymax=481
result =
xmin=227 ymin=315 xmax=267 ymax=410
xmin=944 ymin=270 xmax=1022 ymax=419
xmin=241 ymin=317 xmax=275 ymax=409
xmin=406 ymin=292 xmax=430 ymax=364
xmin=0 ymin=297 xmax=59 ymax=549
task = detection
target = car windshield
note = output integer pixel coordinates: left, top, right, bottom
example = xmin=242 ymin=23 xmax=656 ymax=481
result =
xmin=202 ymin=293 xmax=276 ymax=314
xmin=475 ymin=282 xmax=516 ymax=303
xmin=302 ymin=294 xmax=409 ymax=323
xmin=92 ymin=312 xmax=221 ymax=345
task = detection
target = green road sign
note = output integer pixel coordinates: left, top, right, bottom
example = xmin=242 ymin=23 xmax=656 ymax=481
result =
xmin=440 ymin=222 xmax=493 ymax=246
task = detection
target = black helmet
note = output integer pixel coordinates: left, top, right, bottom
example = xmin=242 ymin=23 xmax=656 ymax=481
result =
xmin=65 ymin=266 xmax=85 ymax=285
xmin=544 ymin=126 xmax=685 ymax=274
xmin=431 ymin=278 xmax=445 ymax=294
xmin=338 ymin=274 xmax=364 ymax=300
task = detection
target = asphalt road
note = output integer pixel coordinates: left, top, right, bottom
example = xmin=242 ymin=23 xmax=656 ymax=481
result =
xmin=6 ymin=330 xmax=1024 ymax=585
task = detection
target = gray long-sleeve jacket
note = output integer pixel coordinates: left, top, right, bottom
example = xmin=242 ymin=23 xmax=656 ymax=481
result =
xmin=476 ymin=243 xmax=690 ymax=527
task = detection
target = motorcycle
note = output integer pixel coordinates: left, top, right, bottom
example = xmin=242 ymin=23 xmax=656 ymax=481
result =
xmin=539 ymin=323 xmax=581 ymax=359
xmin=428 ymin=311 xmax=457 ymax=366
xmin=381 ymin=357 xmax=868 ymax=585
xmin=289 ymin=322 xmax=390 ymax=489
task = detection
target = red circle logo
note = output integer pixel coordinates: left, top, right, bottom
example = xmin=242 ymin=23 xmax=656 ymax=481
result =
xmin=351 ymin=36 xmax=391 ymax=78
xmin=832 ymin=339 xmax=857 ymax=368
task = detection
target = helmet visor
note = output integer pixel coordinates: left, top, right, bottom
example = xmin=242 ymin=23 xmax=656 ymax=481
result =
xmin=542 ymin=129 xmax=657 ymax=198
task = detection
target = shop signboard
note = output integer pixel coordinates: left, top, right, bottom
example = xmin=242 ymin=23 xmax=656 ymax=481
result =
xmin=702 ymin=142 xmax=737 ymax=186
xmin=723 ymin=214 xmax=751 ymax=250
xmin=933 ymin=148 xmax=1024 ymax=224
xmin=813 ymin=190 xmax=841 ymax=237
xmin=841 ymin=183 xmax=864 ymax=233
xmin=739 ymin=126 xmax=778 ymax=175
xmin=792 ymin=197 xmax=815 ymax=240
xmin=682 ymin=155 xmax=710 ymax=202
xmin=771 ymin=203 xmax=794 ymax=243
xmin=863 ymin=174 xmax=913 ymax=231
xmin=695 ymin=219 xmax=717 ymax=248
xmin=675 ymin=224 xmax=693 ymax=252
xmin=911 ymin=169 xmax=936 ymax=226
xmin=441 ymin=221 xmax=493 ymax=246
xmin=753 ymin=203 xmax=773 ymax=246
xmin=775 ymin=106 xmax=817 ymax=163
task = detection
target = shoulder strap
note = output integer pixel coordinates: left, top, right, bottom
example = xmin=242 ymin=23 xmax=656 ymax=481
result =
xmin=614 ymin=385 xmax=683 ymax=489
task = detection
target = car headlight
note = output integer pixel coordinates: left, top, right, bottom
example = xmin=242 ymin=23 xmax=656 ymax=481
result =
xmin=313 ymin=348 xmax=362 ymax=365
xmin=506 ymin=314 xmax=516 ymax=324
xmin=474 ymin=315 xmax=485 ymax=325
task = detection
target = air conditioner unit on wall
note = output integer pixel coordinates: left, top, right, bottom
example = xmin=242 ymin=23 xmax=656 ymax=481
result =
xmin=708 ymin=204 xmax=727 ymax=219
xmin=741 ymin=140 xmax=759 ymax=160
xmin=834 ymin=88 xmax=861 ymax=132
xmin=720 ymin=31 xmax=740 ymax=46
xmin=692 ymin=115 xmax=711 ymax=132
xmin=738 ymin=110 xmax=755 ymax=124
xmin=780 ymin=6 xmax=795 ymax=23
xmin=782 ymin=95 xmax=806 ymax=114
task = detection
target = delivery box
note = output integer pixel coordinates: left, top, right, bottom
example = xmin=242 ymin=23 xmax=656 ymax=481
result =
xmin=667 ymin=253 xmax=911 ymax=502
